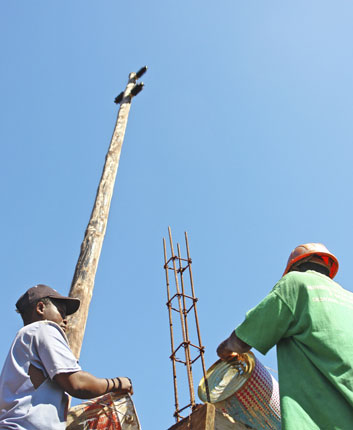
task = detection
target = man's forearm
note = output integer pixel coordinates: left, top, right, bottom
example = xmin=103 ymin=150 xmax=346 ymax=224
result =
xmin=217 ymin=330 xmax=251 ymax=360
xmin=54 ymin=371 xmax=132 ymax=399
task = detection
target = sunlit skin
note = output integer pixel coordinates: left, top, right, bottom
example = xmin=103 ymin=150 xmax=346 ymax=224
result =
xmin=35 ymin=299 xmax=68 ymax=333
xmin=217 ymin=330 xmax=251 ymax=360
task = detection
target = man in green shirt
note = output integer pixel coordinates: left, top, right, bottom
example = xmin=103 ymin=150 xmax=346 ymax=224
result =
xmin=217 ymin=243 xmax=353 ymax=430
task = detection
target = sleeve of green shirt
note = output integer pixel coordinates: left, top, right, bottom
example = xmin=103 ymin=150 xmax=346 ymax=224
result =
xmin=235 ymin=288 xmax=295 ymax=355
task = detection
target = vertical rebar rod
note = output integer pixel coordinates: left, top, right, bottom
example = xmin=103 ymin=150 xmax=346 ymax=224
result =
xmin=163 ymin=238 xmax=180 ymax=417
xmin=185 ymin=231 xmax=211 ymax=403
xmin=177 ymin=243 xmax=195 ymax=407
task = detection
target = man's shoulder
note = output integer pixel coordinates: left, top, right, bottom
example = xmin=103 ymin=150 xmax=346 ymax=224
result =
xmin=273 ymin=271 xmax=320 ymax=295
xmin=279 ymin=270 xmax=334 ymax=285
xmin=274 ymin=270 xmax=341 ymax=298
xmin=18 ymin=321 xmax=66 ymax=341
xmin=273 ymin=271 xmax=305 ymax=291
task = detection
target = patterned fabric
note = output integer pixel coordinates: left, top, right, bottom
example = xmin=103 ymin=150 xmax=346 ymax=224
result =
xmin=66 ymin=394 xmax=140 ymax=430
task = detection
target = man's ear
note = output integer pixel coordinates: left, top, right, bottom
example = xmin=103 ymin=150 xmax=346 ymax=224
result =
xmin=35 ymin=301 xmax=46 ymax=316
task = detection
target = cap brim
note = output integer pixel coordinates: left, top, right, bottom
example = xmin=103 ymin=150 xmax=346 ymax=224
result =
xmin=48 ymin=294 xmax=80 ymax=315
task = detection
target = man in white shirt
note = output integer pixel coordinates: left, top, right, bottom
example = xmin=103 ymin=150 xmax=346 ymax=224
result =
xmin=0 ymin=284 xmax=133 ymax=430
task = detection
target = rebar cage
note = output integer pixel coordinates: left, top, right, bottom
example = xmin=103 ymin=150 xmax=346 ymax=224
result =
xmin=163 ymin=227 xmax=210 ymax=422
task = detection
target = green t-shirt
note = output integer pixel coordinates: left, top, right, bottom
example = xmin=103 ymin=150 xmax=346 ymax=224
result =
xmin=235 ymin=270 xmax=353 ymax=430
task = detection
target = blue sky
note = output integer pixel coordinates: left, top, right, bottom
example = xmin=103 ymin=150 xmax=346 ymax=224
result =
xmin=1 ymin=1 xmax=353 ymax=429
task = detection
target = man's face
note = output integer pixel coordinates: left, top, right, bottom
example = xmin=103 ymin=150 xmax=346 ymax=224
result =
xmin=41 ymin=299 xmax=68 ymax=332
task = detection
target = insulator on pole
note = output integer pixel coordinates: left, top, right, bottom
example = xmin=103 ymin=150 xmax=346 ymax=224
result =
xmin=136 ymin=66 xmax=148 ymax=79
xmin=114 ymin=91 xmax=124 ymax=104
xmin=131 ymin=83 xmax=144 ymax=97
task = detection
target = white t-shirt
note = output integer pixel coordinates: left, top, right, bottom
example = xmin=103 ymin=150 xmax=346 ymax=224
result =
xmin=0 ymin=321 xmax=81 ymax=430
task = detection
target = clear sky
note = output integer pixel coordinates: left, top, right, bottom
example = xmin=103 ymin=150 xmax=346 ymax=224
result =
xmin=1 ymin=1 xmax=353 ymax=429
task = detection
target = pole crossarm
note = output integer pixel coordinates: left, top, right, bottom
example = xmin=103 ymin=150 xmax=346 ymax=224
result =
xmin=66 ymin=67 xmax=147 ymax=359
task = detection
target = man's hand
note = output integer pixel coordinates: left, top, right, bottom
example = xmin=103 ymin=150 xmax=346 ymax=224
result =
xmin=217 ymin=331 xmax=251 ymax=360
xmin=217 ymin=339 xmax=239 ymax=360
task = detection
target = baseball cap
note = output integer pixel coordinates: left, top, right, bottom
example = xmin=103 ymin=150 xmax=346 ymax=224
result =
xmin=16 ymin=284 xmax=80 ymax=316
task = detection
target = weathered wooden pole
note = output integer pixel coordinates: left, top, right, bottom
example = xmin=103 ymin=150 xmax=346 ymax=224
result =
xmin=67 ymin=67 xmax=147 ymax=359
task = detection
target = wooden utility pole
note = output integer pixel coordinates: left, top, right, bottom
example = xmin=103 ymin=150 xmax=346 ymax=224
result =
xmin=67 ymin=67 xmax=147 ymax=359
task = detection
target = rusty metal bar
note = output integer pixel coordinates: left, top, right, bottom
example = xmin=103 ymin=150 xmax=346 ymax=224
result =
xmin=177 ymin=242 xmax=195 ymax=407
xmin=185 ymin=231 xmax=210 ymax=403
xmin=167 ymin=292 xmax=196 ymax=304
xmin=163 ymin=238 xmax=180 ymax=419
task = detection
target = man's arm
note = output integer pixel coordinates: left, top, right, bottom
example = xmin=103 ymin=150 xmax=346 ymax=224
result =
xmin=54 ymin=371 xmax=133 ymax=399
xmin=217 ymin=331 xmax=251 ymax=360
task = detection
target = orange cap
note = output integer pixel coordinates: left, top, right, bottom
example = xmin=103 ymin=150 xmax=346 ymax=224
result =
xmin=283 ymin=243 xmax=339 ymax=279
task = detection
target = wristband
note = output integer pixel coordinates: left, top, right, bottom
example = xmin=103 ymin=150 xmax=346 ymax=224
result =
xmin=111 ymin=378 xmax=116 ymax=391
xmin=116 ymin=377 xmax=122 ymax=391
xmin=105 ymin=378 xmax=110 ymax=393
